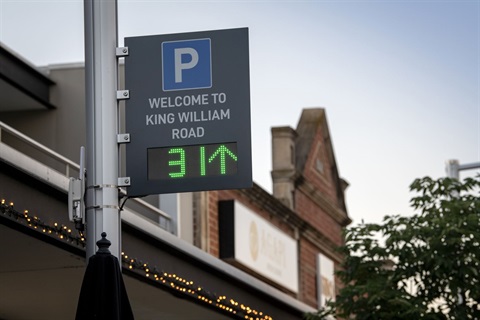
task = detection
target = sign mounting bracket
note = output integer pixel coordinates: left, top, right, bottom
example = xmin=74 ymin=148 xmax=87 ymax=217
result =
xmin=116 ymin=47 xmax=129 ymax=57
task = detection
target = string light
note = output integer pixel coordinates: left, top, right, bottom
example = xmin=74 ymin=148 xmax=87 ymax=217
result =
xmin=1 ymin=198 xmax=272 ymax=320
xmin=121 ymin=246 xmax=273 ymax=319
xmin=0 ymin=199 xmax=85 ymax=247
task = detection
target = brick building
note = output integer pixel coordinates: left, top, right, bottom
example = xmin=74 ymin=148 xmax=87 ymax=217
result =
xmin=0 ymin=43 xmax=350 ymax=319
xmin=201 ymin=108 xmax=351 ymax=308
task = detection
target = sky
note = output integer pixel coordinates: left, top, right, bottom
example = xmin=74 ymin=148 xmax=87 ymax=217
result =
xmin=0 ymin=0 xmax=478 ymax=226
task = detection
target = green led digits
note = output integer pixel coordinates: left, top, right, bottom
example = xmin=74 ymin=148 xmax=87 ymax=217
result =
xmin=168 ymin=148 xmax=186 ymax=178
xmin=208 ymin=145 xmax=238 ymax=174
xmin=200 ymin=146 xmax=206 ymax=176
xmin=147 ymin=142 xmax=238 ymax=181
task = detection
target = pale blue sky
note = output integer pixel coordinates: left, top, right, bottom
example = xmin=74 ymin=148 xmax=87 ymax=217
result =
xmin=0 ymin=0 xmax=478 ymax=225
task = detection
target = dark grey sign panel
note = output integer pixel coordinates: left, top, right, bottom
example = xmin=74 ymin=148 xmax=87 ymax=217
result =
xmin=125 ymin=28 xmax=251 ymax=196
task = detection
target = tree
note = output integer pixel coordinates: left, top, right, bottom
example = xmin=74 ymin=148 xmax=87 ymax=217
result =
xmin=305 ymin=176 xmax=480 ymax=320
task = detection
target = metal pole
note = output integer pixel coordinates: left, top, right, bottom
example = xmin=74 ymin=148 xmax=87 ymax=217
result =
xmin=446 ymin=159 xmax=480 ymax=180
xmin=458 ymin=161 xmax=480 ymax=171
xmin=84 ymin=0 xmax=121 ymax=261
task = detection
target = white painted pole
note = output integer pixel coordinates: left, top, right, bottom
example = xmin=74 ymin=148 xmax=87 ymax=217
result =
xmin=84 ymin=0 xmax=121 ymax=261
xmin=446 ymin=159 xmax=480 ymax=180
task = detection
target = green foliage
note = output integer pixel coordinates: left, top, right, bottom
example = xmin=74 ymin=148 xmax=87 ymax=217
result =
xmin=305 ymin=176 xmax=480 ymax=320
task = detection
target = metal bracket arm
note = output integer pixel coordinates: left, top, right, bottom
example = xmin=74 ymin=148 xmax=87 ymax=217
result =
xmin=116 ymin=47 xmax=129 ymax=57
xmin=118 ymin=177 xmax=131 ymax=187
xmin=117 ymin=90 xmax=130 ymax=100
xmin=117 ymin=133 xmax=130 ymax=143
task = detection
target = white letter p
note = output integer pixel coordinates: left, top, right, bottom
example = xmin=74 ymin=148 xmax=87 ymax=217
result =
xmin=174 ymin=48 xmax=199 ymax=83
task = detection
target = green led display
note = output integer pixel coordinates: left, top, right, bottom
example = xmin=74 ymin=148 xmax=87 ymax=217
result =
xmin=148 ymin=142 xmax=238 ymax=181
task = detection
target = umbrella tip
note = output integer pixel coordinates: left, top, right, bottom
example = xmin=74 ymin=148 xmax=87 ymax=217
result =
xmin=96 ymin=232 xmax=111 ymax=254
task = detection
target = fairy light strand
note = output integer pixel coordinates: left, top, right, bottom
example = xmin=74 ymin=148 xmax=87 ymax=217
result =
xmin=0 ymin=198 xmax=272 ymax=320
xmin=120 ymin=253 xmax=272 ymax=319
xmin=0 ymin=199 xmax=86 ymax=246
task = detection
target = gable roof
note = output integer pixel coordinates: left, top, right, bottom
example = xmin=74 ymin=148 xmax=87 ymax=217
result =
xmin=295 ymin=108 xmax=349 ymax=214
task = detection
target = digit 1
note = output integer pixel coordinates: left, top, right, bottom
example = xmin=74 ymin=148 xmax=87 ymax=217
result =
xmin=168 ymin=148 xmax=186 ymax=178
xmin=200 ymin=146 xmax=206 ymax=176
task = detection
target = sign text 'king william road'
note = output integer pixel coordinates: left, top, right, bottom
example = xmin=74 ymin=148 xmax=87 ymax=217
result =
xmin=125 ymin=28 xmax=251 ymax=196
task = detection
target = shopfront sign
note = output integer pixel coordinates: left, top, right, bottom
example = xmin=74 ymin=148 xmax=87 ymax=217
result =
xmin=317 ymin=253 xmax=335 ymax=307
xmin=219 ymin=200 xmax=299 ymax=293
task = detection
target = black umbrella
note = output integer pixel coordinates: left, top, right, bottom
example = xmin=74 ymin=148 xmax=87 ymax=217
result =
xmin=76 ymin=232 xmax=134 ymax=320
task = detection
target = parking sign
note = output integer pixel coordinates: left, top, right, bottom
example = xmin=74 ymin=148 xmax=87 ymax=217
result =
xmin=124 ymin=28 xmax=251 ymax=196
xmin=162 ymin=38 xmax=212 ymax=91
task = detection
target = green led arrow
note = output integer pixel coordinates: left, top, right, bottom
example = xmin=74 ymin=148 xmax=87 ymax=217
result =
xmin=208 ymin=145 xmax=238 ymax=174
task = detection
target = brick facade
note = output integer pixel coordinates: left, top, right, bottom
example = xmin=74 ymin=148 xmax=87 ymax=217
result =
xmin=199 ymin=108 xmax=351 ymax=308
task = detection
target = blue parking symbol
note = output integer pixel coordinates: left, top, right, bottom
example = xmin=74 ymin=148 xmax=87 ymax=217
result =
xmin=162 ymin=38 xmax=212 ymax=91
